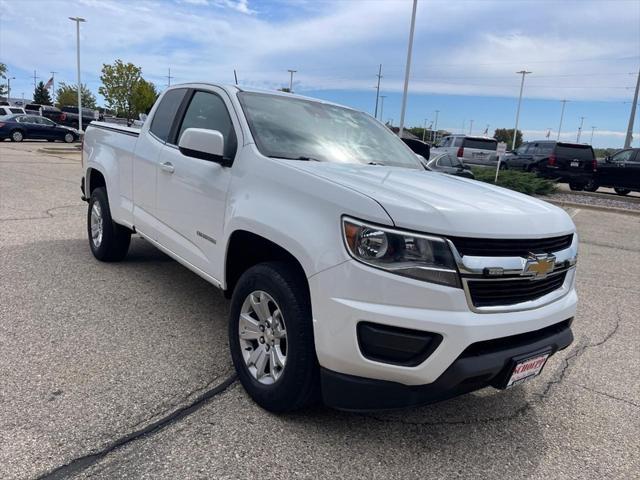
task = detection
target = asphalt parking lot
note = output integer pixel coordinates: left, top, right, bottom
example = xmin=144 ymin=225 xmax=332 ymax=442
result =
xmin=1 ymin=141 xmax=638 ymax=480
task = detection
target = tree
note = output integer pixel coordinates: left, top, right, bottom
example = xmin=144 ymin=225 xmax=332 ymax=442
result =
xmin=55 ymin=82 xmax=97 ymax=109
xmin=0 ymin=63 xmax=7 ymax=97
xmin=494 ymin=128 xmax=523 ymax=149
xmin=130 ymin=79 xmax=158 ymax=117
xmin=99 ymin=60 xmax=142 ymax=119
xmin=33 ymin=81 xmax=53 ymax=105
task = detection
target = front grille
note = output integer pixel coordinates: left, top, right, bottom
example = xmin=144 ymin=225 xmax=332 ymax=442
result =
xmin=450 ymin=234 xmax=573 ymax=257
xmin=466 ymin=271 xmax=567 ymax=307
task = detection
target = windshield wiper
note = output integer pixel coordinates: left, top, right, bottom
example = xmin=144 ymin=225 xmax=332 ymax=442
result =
xmin=269 ymin=155 xmax=322 ymax=162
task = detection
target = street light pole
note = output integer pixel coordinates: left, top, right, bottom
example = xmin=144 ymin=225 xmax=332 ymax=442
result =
xmin=374 ymin=64 xmax=383 ymax=119
xmin=69 ymin=16 xmax=86 ymax=132
xmin=576 ymin=116 xmax=585 ymax=143
xmin=379 ymin=95 xmax=386 ymax=123
xmin=590 ymin=126 xmax=596 ymax=145
xmin=512 ymin=70 xmax=532 ymax=150
xmin=557 ymin=99 xmax=568 ymax=140
xmin=398 ymin=0 xmax=417 ymax=138
xmin=432 ymin=109 xmax=439 ymax=143
xmin=7 ymin=76 xmax=15 ymax=103
xmin=469 ymin=119 xmax=474 ymax=135
xmin=422 ymin=118 xmax=428 ymax=141
xmin=624 ymin=68 xmax=640 ymax=148
xmin=287 ymin=69 xmax=297 ymax=93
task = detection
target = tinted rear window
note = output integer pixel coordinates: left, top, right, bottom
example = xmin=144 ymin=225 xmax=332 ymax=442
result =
xmin=9 ymin=108 xmax=23 ymax=113
xmin=555 ymin=144 xmax=594 ymax=160
xmin=150 ymin=88 xmax=187 ymax=142
xmin=462 ymin=138 xmax=497 ymax=150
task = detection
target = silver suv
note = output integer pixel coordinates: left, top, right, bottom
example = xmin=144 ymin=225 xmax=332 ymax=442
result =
xmin=433 ymin=134 xmax=498 ymax=167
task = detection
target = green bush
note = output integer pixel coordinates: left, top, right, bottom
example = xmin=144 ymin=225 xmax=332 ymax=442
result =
xmin=470 ymin=167 xmax=557 ymax=196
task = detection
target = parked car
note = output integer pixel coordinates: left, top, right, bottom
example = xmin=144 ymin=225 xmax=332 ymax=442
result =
xmin=425 ymin=152 xmax=475 ymax=179
xmin=504 ymin=141 xmax=597 ymax=190
xmin=0 ymin=114 xmax=78 ymax=143
xmin=401 ymin=137 xmax=431 ymax=159
xmin=584 ymin=148 xmax=640 ymax=195
xmin=0 ymin=106 xmax=26 ymax=116
xmin=81 ymin=83 xmax=577 ymax=412
xmin=432 ymin=134 xmax=498 ymax=167
xmin=59 ymin=106 xmax=98 ymax=130
xmin=23 ymin=103 xmax=67 ymax=124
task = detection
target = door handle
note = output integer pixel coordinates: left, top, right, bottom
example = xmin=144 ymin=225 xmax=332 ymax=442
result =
xmin=160 ymin=161 xmax=175 ymax=173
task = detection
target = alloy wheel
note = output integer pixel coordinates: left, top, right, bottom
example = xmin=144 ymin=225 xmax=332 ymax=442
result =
xmin=90 ymin=202 xmax=104 ymax=248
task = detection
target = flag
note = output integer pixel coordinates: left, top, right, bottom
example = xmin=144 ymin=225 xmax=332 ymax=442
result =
xmin=44 ymin=77 xmax=54 ymax=90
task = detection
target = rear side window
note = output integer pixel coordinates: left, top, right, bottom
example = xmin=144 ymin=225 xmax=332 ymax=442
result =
xmin=150 ymin=88 xmax=187 ymax=142
xmin=437 ymin=155 xmax=452 ymax=167
xmin=555 ymin=144 xmax=594 ymax=161
xmin=453 ymin=137 xmax=464 ymax=147
xmin=177 ymin=91 xmax=237 ymax=159
xmin=9 ymin=108 xmax=23 ymax=114
xmin=535 ymin=143 xmax=554 ymax=155
xmin=463 ymin=138 xmax=497 ymax=150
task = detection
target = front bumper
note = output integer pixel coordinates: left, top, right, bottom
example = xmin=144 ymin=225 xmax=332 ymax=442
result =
xmin=321 ymin=318 xmax=573 ymax=411
xmin=309 ymin=259 xmax=577 ymax=407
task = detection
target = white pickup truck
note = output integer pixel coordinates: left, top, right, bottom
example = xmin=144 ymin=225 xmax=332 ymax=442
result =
xmin=81 ymin=83 xmax=577 ymax=412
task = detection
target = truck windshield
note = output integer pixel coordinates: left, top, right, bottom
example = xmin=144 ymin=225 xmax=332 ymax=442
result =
xmin=238 ymin=92 xmax=422 ymax=169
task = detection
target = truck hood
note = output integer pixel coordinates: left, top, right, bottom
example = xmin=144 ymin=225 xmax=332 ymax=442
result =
xmin=290 ymin=162 xmax=574 ymax=238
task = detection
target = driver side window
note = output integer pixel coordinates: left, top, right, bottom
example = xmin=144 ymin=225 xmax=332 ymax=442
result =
xmin=612 ymin=150 xmax=633 ymax=163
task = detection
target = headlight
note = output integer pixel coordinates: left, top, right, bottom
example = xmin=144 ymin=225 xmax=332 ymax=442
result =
xmin=342 ymin=218 xmax=460 ymax=288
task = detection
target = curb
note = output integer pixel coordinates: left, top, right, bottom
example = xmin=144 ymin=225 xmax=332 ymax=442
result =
xmin=557 ymin=188 xmax=640 ymax=205
xmin=545 ymin=199 xmax=640 ymax=217
xmin=38 ymin=147 xmax=81 ymax=154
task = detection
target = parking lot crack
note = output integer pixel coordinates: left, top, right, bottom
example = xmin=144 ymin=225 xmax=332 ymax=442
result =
xmin=568 ymin=382 xmax=639 ymax=408
xmin=35 ymin=374 xmax=237 ymax=480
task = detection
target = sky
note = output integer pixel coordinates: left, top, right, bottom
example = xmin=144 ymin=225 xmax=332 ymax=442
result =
xmin=1 ymin=0 xmax=639 ymax=147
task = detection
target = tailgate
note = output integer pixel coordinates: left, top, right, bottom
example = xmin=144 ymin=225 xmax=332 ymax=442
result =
xmin=556 ymin=144 xmax=594 ymax=172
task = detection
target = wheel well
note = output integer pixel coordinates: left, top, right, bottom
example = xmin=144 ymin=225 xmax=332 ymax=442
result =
xmin=224 ymin=231 xmax=308 ymax=298
xmin=88 ymin=168 xmax=106 ymax=194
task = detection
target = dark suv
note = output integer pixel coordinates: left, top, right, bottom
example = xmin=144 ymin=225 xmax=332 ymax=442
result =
xmin=586 ymin=148 xmax=640 ymax=196
xmin=503 ymin=140 xmax=596 ymax=189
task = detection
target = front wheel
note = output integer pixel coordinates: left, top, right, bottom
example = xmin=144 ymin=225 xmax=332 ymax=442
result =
xmin=63 ymin=132 xmax=75 ymax=143
xmin=87 ymin=187 xmax=131 ymax=261
xmin=614 ymin=188 xmax=630 ymax=196
xmin=569 ymin=182 xmax=584 ymax=191
xmin=229 ymin=262 xmax=319 ymax=413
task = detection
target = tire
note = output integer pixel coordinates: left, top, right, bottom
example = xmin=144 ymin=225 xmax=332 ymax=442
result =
xmin=87 ymin=187 xmax=131 ymax=261
xmin=229 ymin=262 xmax=319 ymax=413
xmin=10 ymin=130 xmax=24 ymax=142
xmin=614 ymin=188 xmax=630 ymax=196
xmin=583 ymin=180 xmax=599 ymax=192
xmin=569 ymin=182 xmax=584 ymax=191
xmin=63 ymin=132 xmax=75 ymax=143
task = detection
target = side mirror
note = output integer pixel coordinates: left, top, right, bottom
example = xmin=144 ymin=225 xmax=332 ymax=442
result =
xmin=178 ymin=128 xmax=228 ymax=166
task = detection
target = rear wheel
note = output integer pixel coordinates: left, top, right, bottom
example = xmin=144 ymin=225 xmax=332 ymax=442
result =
xmin=583 ymin=180 xmax=599 ymax=192
xmin=87 ymin=187 xmax=131 ymax=261
xmin=569 ymin=182 xmax=584 ymax=191
xmin=614 ymin=188 xmax=630 ymax=196
xmin=10 ymin=130 xmax=24 ymax=142
xmin=229 ymin=262 xmax=319 ymax=413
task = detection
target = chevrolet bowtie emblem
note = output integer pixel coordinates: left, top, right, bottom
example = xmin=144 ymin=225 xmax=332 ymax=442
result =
xmin=523 ymin=253 xmax=556 ymax=278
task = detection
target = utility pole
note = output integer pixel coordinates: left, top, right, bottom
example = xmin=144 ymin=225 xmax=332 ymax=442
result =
xmin=469 ymin=119 xmax=474 ymax=135
xmin=374 ymin=64 xmax=383 ymax=119
xmin=432 ymin=110 xmax=439 ymax=143
xmin=590 ymin=126 xmax=596 ymax=145
xmin=422 ymin=118 xmax=428 ymax=141
xmin=50 ymin=71 xmax=57 ymax=102
xmin=398 ymin=0 xmax=417 ymax=138
xmin=379 ymin=95 xmax=386 ymax=122
xmin=576 ymin=116 xmax=585 ymax=143
xmin=287 ymin=69 xmax=297 ymax=93
xmin=557 ymin=99 xmax=568 ymax=140
xmin=234 ymin=69 xmax=238 ymax=85
xmin=166 ymin=68 xmax=174 ymax=87
xmin=484 ymin=124 xmax=490 ymax=136
xmin=32 ymin=70 xmax=39 ymax=89
xmin=69 ymin=16 xmax=86 ymax=132
xmin=624 ymin=68 xmax=640 ymax=148
xmin=512 ymin=70 xmax=532 ymax=150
